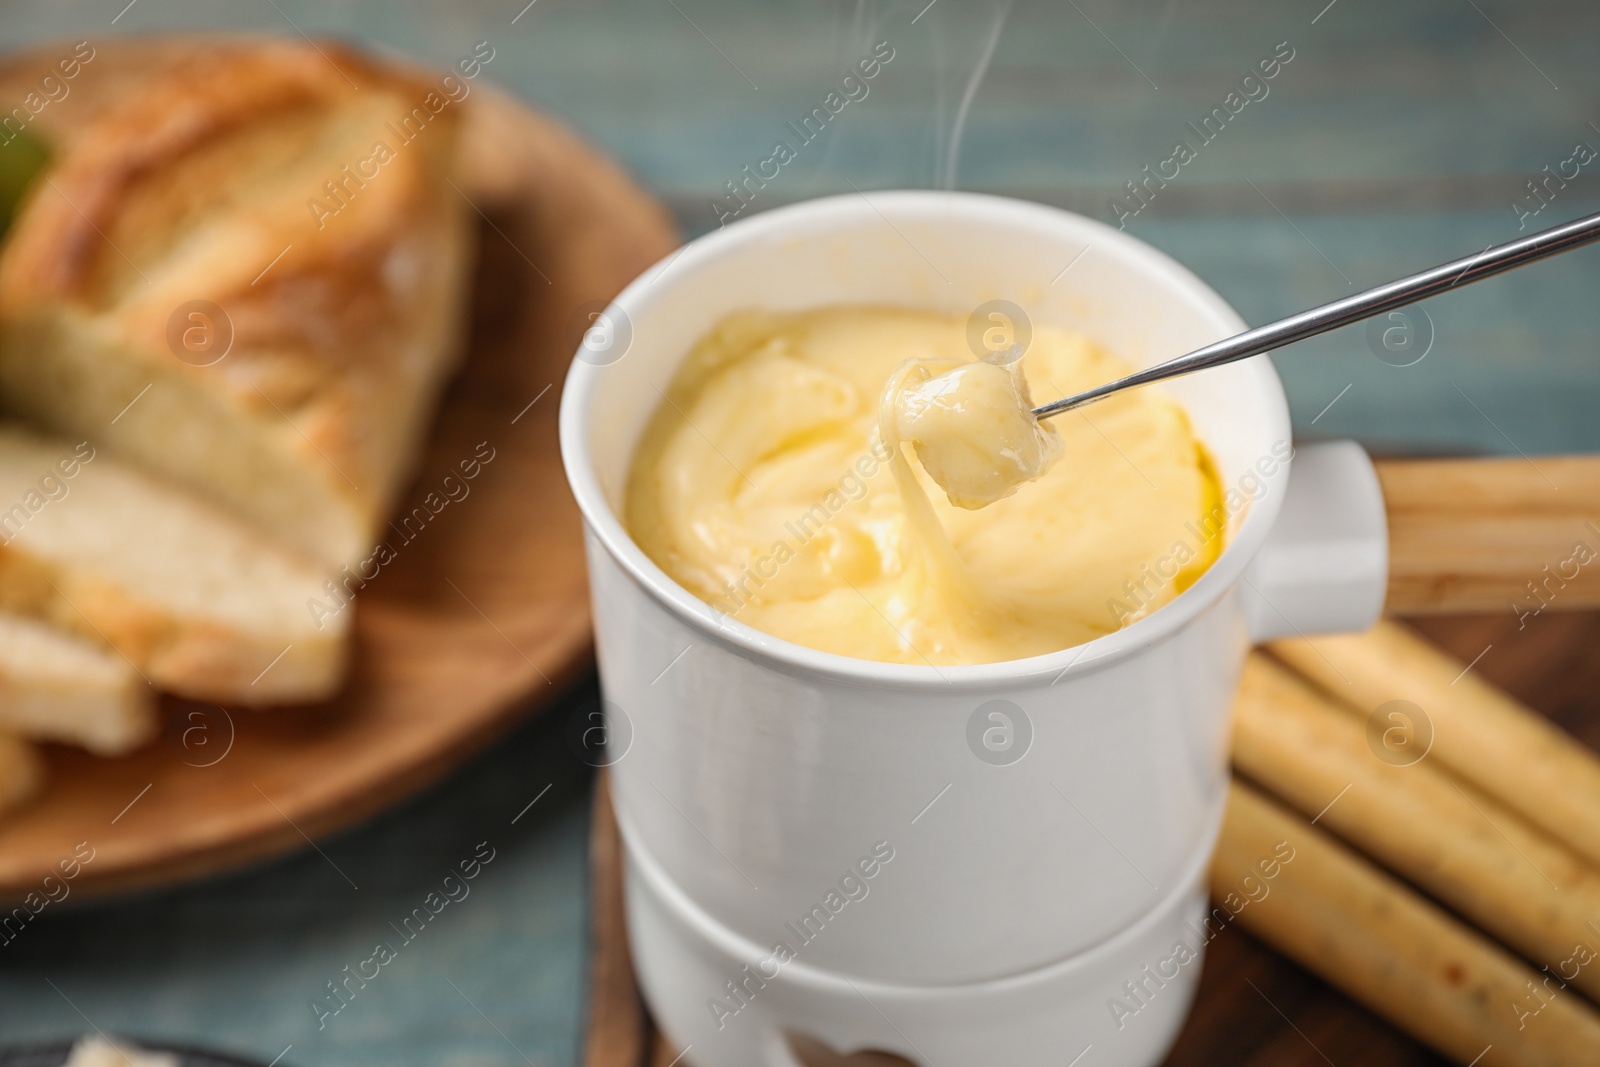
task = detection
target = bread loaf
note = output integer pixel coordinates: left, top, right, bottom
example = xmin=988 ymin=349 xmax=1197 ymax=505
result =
xmin=0 ymin=39 xmax=472 ymax=567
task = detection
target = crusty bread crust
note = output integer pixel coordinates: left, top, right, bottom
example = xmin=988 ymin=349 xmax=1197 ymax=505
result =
xmin=0 ymin=38 xmax=473 ymax=567
xmin=2 ymin=42 xmax=432 ymax=300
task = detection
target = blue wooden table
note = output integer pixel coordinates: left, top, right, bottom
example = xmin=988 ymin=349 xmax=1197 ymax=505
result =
xmin=1 ymin=1 xmax=1597 ymax=1063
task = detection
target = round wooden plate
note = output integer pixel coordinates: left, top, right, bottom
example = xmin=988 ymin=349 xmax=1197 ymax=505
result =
xmin=0 ymin=39 xmax=678 ymax=901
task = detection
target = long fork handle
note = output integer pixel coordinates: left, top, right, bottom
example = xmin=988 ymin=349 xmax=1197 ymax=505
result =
xmin=1033 ymin=208 xmax=1600 ymax=420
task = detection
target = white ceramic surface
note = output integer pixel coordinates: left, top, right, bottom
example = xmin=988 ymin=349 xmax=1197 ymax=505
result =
xmin=623 ymin=800 xmax=1212 ymax=1067
xmin=561 ymin=191 xmax=1388 ymax=1063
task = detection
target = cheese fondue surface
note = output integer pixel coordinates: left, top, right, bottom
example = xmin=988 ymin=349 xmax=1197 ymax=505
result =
xmin=624 ymin=305 xmax=1222 ymax=666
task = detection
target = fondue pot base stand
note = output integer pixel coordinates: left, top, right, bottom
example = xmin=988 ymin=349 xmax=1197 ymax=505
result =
xmin=630 ymin=811 xmax=1207 ymax=1065
xmin=583 ymin=773 xmax=1200 ymax=1067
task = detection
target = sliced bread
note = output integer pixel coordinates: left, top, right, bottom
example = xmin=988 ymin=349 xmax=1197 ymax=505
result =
xmin=0 ymin=425 xmax=349 ymax=705
xmin=0 ymin=611 xmax=157 ymax=755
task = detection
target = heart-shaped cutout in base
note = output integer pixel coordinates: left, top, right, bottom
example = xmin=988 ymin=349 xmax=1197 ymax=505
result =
xmin=786 ymin=1032 xmax=918 ymax=1067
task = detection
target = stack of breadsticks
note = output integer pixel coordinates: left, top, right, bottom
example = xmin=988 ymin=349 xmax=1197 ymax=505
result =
xmin=1217 ymin=619 xmax=1600 ymax=1065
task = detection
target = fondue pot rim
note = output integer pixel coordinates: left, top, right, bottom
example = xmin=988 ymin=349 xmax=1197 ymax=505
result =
xmin=561 ymin=190 xmax=1292 ymax=691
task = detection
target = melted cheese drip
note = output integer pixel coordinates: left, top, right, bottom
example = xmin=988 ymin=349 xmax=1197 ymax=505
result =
xmin=625 ymin=305 xmax=1222 ymax=666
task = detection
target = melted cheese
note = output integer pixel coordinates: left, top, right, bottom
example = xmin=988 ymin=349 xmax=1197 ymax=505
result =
xmin=625 ymin=305 xmax=1222 ymax=666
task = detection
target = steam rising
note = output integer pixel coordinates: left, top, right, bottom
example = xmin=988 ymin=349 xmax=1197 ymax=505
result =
xmin=938 ymin=0 xmax=1011 ymax=189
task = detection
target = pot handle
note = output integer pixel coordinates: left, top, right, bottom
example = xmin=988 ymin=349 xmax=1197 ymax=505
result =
xmin=1242 ymin=440 xmax=1388 ymax=642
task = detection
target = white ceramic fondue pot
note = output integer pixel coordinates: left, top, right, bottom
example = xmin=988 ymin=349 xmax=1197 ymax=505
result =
xmin=560 ymin=192 xmax=1388 ymax=1066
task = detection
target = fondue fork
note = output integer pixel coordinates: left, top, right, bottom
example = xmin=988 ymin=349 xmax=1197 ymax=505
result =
xmin=1033 ymin=207 xmax=1600 ymax=420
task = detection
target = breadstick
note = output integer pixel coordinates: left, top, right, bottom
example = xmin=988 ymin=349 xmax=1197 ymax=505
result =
xmin=1270 ymin=619 xmax=1600 ymax=870
xmin=1215 ymin=780 xmax=1600 ymax=1066
xmin=1234 ymin=654 xmax=1600 ymax=1002
xmin=0 ymin=732 xmax=41 ymax=817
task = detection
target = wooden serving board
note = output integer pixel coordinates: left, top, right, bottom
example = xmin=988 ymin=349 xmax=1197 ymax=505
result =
xmin=0 ymin=39 xmax=679 ymax=900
